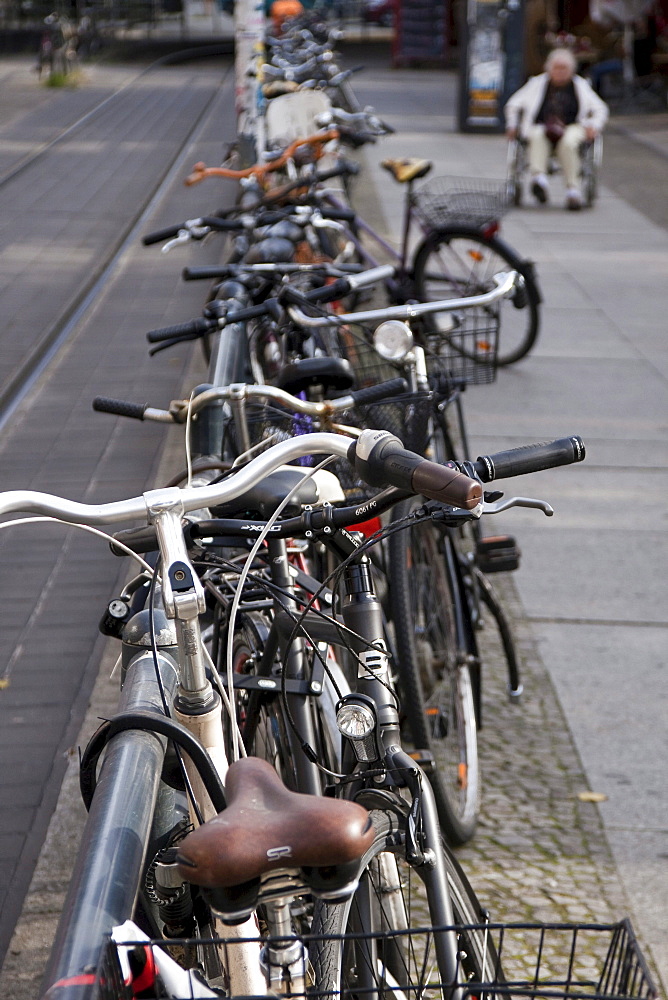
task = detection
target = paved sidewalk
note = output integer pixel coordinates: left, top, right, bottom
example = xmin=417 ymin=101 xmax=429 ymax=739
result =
xmin=351 ymin=54 xmax=668 ymax=991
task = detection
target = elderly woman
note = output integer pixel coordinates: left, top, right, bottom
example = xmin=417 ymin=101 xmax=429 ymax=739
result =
xmin=504 ymin=48 xmax=609 ymax=210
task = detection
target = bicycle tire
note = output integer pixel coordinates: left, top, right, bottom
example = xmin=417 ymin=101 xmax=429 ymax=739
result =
xmin=310 ymin=807 xmax=498 ymax=995
xmin=507 ymin=173 xmax=523 ymax=207
xmin=387 ymin=498 xmax=480 ymax=846
xmin=474 ymin=567 xmax=522 ymax=699
xmin=412 ymin=225 xmax=541 ymax=366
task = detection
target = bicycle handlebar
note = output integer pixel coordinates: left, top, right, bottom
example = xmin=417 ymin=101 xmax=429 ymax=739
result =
xmin=92 ymin=377 xmax=409 ymax=424
xmin=351 ymin=431 xmax=481 ymax=510
xmin=1 ymin=431 xmax=587 ymax=543
xmin=286 ymin=270 xmax=519 ymax=327
xmin=145 ymin=298 xmax=283 ymax=344
xmin=185 ymin=129 xmax=340 ymax=185
xmin=144 ymin=265 xmax=394 ymax=345
xmin=0 ymin=431 xmax=481 ymax=525
xmin=142 ymin=217 xmax=244 ymax=246
xmin=91 ymin=397 xmax=174 ymax=423
xmin=181 ymin=260 xmax=363 ymax=282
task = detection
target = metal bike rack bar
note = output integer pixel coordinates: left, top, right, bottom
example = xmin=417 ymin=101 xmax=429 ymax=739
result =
xmin=41 ymin=649 xmax=178 ymax=999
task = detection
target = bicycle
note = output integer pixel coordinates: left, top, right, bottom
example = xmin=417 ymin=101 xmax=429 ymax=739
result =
xmin=178 ymin=137 xmax=542 ymax=374
xmin=9 ymin=426 xmax=653 ymax=999
xmin=266 ymin=287 xmax=538 ymax=846
xmin=1 ymin=429 xmax=548 ymax=997
xmin=317 ymin=154 xmax=543 ymax=367
xmin=93 ymin=265 xmax=554 ymax=856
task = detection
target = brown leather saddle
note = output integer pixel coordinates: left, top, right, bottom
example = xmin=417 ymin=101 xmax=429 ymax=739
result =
xmin=176 ymin=757 xmax=375 ymax=904
xmin=381 ymin=157 xmax=432 ymax=183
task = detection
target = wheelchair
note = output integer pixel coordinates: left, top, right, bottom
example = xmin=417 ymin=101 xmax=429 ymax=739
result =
xmin=506 ymin=132 xmax=602 ymax=208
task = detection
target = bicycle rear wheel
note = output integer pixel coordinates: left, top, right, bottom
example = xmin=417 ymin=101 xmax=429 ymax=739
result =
xmin=413 ymin=225 xmax=540 ymax=366
xmin=310 ymin=808 xmax=498 ymax=996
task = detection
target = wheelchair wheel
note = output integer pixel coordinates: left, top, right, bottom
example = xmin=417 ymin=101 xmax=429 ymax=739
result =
xmin=505 ymin=138 xmax=524 ymax=207
xmin=581 ymin=136 xmax=602 ymax=208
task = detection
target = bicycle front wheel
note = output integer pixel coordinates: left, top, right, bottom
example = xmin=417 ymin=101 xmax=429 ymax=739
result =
xmin=310 ymin=808 xmax=497 ymax=996
xmin=388 ymin=499 xmax=480 ymax=846
xmin=413 ymin=226 xmax=540 ymax=366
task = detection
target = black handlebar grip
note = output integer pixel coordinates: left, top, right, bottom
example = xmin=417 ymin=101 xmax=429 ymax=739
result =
xmin=146 ymin=317 xmax=214 ymax=343
xmin=182 ymin=266 xmax=235 ymax=281
xmin=351 ymin=430 xmax=482 ymax=510
xmin=92 ymin=396 xmax=148 ymax=420
xmin=279 ymin=280 xmax=350 ymax=308
xmin=200 ymin=217 xmax=244 ymax=232
xmin=473 ymin=435 xmax=586 ymax=483
xmin=142 ymin=224 xmax=182 ymax=246
xmin=349 ymin=378 xmax=409 ymax=407
xmin=225 ymin=297 xmax=282 ymax=324
xmin=319 ymin=206 xmax=357 ymax=222
xmin=302 ymin=278 xmax=351 ymax=303
xmin=315 ymin=160 xmax=361 ymax=182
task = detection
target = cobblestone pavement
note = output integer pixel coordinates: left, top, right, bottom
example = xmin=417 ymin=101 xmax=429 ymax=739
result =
xmin=457 ymin=573 xmax=654 ymax=986
xmin=462 ymin=575 xmax=626 ymax=922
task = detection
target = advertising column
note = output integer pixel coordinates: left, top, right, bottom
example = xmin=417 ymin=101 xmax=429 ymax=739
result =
xmin=235 ymin=0 xmax=266 ymax=163
xmin=458 ymin=0 xmax=524 ymax=132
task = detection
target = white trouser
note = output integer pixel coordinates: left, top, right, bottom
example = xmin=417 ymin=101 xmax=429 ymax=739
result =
xmin=527 ymin=123 xmax=587 ymax=190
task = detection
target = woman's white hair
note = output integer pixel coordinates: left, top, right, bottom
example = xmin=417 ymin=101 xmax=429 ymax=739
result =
xmin=545 ymin=47 xmax=577 ymax=73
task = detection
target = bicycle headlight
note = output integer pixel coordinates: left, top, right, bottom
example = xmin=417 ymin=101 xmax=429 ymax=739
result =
xmin=336 ymin=695 xmax=382 ymax=762
xmin=373 ymin=321 xmax=413 ymax=361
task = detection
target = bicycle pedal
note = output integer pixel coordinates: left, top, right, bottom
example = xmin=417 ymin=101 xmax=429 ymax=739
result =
xmin=476 ymin=535 xmax=521 ymax=573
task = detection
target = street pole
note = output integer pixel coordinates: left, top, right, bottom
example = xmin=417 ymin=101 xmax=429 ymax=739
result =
xmin=235 ymin=0 xmax=266 ymax=164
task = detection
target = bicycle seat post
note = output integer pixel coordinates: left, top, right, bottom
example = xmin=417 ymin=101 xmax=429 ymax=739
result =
xmin=400 ymin=177 xmax=415 ymax=272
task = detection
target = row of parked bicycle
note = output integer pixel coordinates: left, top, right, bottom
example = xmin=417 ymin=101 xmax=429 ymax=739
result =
xmin=15 ymin=12 xmax=655 ymax=1000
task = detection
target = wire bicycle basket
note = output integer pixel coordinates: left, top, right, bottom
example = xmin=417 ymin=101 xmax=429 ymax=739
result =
xmin=93 ymin=919 xmax=657 ymax=1000
xmin=421 ymin=307 xmax=499 ymax=385
xmin=237 ymin=386 xmax=429 ymax=504
xmin=413 ymin=176 xmax=511 ymax=229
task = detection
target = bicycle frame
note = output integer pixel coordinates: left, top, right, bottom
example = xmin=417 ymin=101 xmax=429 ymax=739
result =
xmin=323 ymin=169 xmax=500 ymax=292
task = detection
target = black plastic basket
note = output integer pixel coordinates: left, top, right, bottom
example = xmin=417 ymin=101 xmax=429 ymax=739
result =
xmin=93 ymin=920 xmax=657 ymax=1000
xmin=413 ymin=176 xmax=511 ymax=228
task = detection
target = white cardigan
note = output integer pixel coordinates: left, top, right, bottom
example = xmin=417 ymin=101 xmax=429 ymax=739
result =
xmin=504 ymin=73 xmax=609 ymax=137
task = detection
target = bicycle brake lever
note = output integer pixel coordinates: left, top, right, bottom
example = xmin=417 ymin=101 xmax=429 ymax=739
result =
xmin=482 ymin=496 xmax=554 ymax=516
xmin=161 ymin=224 xmax=211 ymax=254
xmin=161 ymin=229 xmax=192 ymax=254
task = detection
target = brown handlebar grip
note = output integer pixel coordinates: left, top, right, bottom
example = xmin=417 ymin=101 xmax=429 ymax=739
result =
xmin=412 ymin=462 xmax=482 ymax=510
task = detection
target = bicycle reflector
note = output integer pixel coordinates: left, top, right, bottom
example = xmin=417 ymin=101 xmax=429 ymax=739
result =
xmin=336 ymin=694 xmax=383 ymax=762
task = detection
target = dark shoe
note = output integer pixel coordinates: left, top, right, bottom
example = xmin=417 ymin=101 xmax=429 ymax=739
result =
xmin=531 ymin=178 xmax=548 ymax=204
xmin=566 ymin=192 xmax=583 ymax=211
